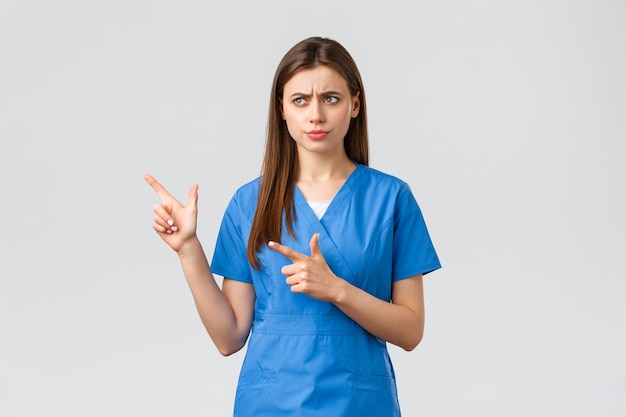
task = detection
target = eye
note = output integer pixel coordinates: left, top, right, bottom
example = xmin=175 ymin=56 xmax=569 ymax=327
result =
xmin=324 ymin=96 xmax=339 ymax=104
xmin=293 ymin=97 xmax=306 ymax=106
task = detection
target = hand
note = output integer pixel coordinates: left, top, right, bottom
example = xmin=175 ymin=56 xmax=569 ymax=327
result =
xmin=268 ymin=233 xmax=346 ymax=302
xmin=145 ymin=173 xmax=199 ymax=253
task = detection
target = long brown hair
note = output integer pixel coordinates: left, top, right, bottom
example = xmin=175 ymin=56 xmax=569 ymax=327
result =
xmin=247 ymin=36 xmax=369 ymax=270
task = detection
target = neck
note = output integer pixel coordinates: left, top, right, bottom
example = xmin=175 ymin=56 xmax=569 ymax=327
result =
xmin=295 ymin=150 xmax=355 ymax=183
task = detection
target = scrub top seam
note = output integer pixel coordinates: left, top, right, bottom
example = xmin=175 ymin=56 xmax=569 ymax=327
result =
xmin=360 ymin=216 xmax=394 ymax=287
xmin=320 ymin=165 xmax=366 ymax=230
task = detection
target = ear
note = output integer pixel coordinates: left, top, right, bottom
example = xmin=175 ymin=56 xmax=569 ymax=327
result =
xmin=351 ymin=92 xmax=360 ymax=118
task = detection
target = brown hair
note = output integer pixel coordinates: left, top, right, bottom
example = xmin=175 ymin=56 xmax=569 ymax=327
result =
xmin=247 ymin=36 xmax=369 ymax=270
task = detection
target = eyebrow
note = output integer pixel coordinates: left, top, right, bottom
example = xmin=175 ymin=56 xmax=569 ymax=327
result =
xmin=288 ymin=90 xmax=345 ymax=99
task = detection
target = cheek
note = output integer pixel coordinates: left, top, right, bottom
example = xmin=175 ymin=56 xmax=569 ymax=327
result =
xmin=342 ymin=106 xmax=355 ymax=124
xmin=283 ymin=108 xmax=306 ymax=134
xmin=283 ymin=115 xmax=298 ymax=139
xmin=286 ymin=124 xmax=296 ymax=139
xmin=282 ymin=108 xmax=299 ymax=124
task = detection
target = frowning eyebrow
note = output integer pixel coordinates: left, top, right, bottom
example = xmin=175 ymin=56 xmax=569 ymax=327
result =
xmin=288 ymin=90 xmax=345 ymax=98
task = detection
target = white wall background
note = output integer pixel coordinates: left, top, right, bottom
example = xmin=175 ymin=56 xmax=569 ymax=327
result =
xmin=1 ymin=1 xmax=624 ymax=416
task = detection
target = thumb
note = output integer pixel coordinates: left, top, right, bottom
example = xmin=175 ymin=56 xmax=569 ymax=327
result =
xmin=187 ymin=184 xmax=199 ymax=209
xmin=309 ymin=233 xmax=323 ymax=259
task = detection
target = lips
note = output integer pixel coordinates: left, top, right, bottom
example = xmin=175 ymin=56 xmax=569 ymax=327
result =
xmin=306 ymin=130 xmax=328 ymax=140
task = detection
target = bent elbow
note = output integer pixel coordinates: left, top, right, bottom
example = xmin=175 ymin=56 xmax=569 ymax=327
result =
xmin=402 ymin=340 xmax=419 ymax=352
xmin=216 ymin=340 xmax=246 ymax=357
xmin=401 ymin=331 xmax=424 ymax=352
xmin=218 ymin=348 xmax=236 ymax=357
xmin=217 ymin=345 xmax=241 ymax=357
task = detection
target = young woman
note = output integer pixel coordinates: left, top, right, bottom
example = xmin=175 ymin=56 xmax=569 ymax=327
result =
xmin=145 ymin=36 xmax=441 ymax=416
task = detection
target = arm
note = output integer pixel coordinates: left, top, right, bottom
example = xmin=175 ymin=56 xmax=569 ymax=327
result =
xmin=332 ymin=274 xmax=424 ymax=351
xmin=145 ymin=174 xmax=255 ymax=356
xmin=268 ymin=234 xmax=425 ymax=351
xmin=176 ymin=237 xmax=255 ymax=356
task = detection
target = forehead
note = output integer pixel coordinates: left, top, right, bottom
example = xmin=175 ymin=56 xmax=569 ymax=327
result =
xmin=283 ymin=65 xmax=349 ymax=94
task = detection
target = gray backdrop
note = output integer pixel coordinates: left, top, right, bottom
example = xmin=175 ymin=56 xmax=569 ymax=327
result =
xmin=1 ymin=1 xmax=624 ymax=416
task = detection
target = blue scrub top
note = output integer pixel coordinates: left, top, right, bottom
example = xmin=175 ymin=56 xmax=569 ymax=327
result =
xmin=211 ymin=164 xmax=441 ymax=416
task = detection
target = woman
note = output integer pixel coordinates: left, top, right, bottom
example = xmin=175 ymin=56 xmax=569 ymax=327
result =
xmin=145 ymin=36 xmax=441 ymax=416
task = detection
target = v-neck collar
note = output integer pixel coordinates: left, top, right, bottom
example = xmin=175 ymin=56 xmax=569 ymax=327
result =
xmin=294 ymin=163 xmax=365 ymax=228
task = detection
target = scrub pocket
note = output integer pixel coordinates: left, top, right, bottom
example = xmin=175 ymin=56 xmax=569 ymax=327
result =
xmin=233 ymin=370 xmax=279 ymax=417
xmin=237 ymin=369 xmax=277 ymax=387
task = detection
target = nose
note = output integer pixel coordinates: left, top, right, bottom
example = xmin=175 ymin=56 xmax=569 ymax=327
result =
xmin=309 ymin=100 xmax=325 ymax=124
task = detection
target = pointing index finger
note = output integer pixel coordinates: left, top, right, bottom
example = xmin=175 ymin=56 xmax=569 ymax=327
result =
xmin=268 ymin=241 xmax=306 ymax=261
xmin=144 ymin=173 xmax=173 ymax=201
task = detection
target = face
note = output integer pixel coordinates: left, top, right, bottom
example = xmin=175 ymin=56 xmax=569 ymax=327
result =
xmin=281 ymin=65 xmax=360 ymax=159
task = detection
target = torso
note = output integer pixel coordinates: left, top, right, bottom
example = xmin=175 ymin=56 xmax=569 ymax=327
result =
xmin=210 ymin=164 xmax=441 ymax=416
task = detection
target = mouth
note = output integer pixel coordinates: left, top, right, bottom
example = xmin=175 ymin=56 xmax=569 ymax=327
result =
xmin=306 ymin=130 xmax=329 ymax=140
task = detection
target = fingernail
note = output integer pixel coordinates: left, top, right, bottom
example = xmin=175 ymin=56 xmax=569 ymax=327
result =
xmin=268 ymin=241 xmax=275 ymax=247
xmin=166 ymin=230 xmax=172 ymax=234
xmin=167 ymin=219 xmax=174 ymax=226
xmin=171 ymin=226 xmax=178 ymax=232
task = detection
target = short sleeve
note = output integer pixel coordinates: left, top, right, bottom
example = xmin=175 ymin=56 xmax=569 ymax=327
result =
xmin=210 ymin=195 xmax=253 ymax=283
xmin=392 ymin=183 xmax=441 ymax=281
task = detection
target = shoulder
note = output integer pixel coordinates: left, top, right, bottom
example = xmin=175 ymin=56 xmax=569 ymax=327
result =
xmin=356 ymin=164 xmax=412 ymax=195
xmin=232 ymin=176 xmax=261 ymax=199
xmin=224 ymin=177 xmax=261 ymax=215
xmin=355 ymin=165 xmax=422 ymax=217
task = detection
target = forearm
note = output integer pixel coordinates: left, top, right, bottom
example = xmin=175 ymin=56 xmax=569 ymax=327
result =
xmin=177 ymin=237 xmax=249 ymax=355
xmin=332 ymin=281 xmax=424 ymax=351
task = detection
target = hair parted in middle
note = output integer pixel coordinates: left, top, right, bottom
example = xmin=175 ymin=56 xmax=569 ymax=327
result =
xmin=246 ymin=36 xmax=369 ymax=270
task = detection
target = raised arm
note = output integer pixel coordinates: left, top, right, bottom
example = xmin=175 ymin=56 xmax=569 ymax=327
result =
xmin=145 ymin=174 xmax=255 ymax=355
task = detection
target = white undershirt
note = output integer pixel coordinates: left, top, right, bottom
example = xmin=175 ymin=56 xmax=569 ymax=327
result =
xmin=307 ymin=200 xmax=332 ymax=220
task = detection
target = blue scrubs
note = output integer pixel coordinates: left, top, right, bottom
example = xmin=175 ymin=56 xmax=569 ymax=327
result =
xmin=211 ymin=164 xmax=441 ymax=416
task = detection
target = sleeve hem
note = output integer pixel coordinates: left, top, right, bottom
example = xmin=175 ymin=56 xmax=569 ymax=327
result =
xmin=210 ymin=266 xmax=253 ymax=284
xmin=393 ymin=262 xmax=442 ymax=281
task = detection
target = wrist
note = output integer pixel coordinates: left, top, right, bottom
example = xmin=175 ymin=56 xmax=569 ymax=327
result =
xmin=176 ymin=235 xmax=201 ymax=257
xmin=331 ymin=277 xmax=351 ymax=305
